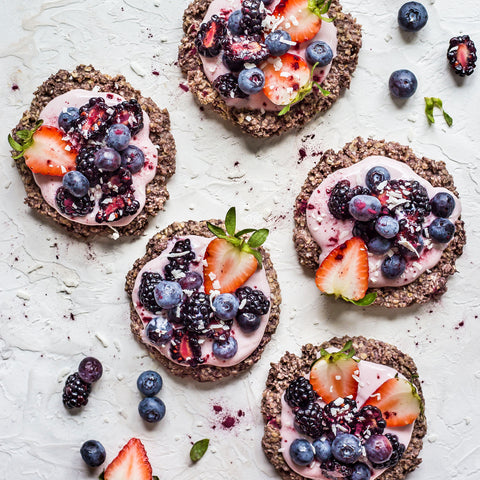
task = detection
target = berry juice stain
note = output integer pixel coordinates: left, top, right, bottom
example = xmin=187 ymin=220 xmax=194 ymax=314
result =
xmin=211 ymin=403 xmax=245 ymax=430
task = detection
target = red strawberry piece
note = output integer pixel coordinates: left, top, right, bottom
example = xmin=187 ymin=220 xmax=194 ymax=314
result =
xmin=24 ymin=125 xmax=77 ymax=176
xmin=104 ymin=438 xmax=152 ymax=480
xmin=315 ymin=237 xmax=369 ymax=301
xmin=447 ymin=35 xmax=477 ymax=76
xmin=95 ymin=192 xmax=140 ymax=223
xmin=262 ymin=53 xmax=311 ymax=105
xmin=364 ymin=377 xmax=422 ymax=427
xmin=195 ymin=15 xmax=227 ymax=57
xmin=170 ymin=330 xmax=204 ymax=367
xmin=309 ymin=341 xmax=359 ymax=403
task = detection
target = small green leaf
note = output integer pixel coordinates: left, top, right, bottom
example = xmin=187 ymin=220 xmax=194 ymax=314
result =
xmin=225 ymin=207 xmax=236 ymax=236
xmin=207 ymin=222 xmax=227 ymax=239
xmin=235 ymin=228 xmax=256 ymax=238
xmin=7 ymin=120 xmax=43 ymax=159
xmin=308 ymin=0 xmax=334 ymax=21
xmin=343 ymin=292 xmax=377 ymax=306
xmin=7 ymin=134 xmax=23 ymax=152
xmin=424 ymin=97 xmax=453 ymax=127
xmin=190 ymin=438 xmax=209 ymax=463
xmin=314 ymin=82 xmax=331 ymax=96
xmin=247 ymin=228 xmax=269 ymax=248
xmin=153 ymin=476 xmax=160 ymax=480
xmin=443 ymin=109 xmax=453 ymax=127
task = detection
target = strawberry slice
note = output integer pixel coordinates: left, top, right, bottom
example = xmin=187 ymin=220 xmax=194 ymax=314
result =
xmin=23 ymin=125 xmax=77 ymax=176
xmin=263 ymin=53 xmax=311 ymax=105
xmin=364 ymin=377 xmax=421 ymax=427
xmin=104 ymin=438 xmax=152 ymax=480
xmin=272 ymin=0 xmax=322 ymax=43
xmin=315 ymin=237 xmax=369 ymax=301
xmin=309 ymin=341 xmax=359 ymax=403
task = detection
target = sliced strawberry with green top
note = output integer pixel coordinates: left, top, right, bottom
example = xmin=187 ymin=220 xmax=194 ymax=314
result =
xmin=104 ymin=438 xmax=153 ymax=480
xmin=309 ymin=341 xmax=359 ymax=403
xmin=203 ymin=207 xmax=269 ymax=294
xmin=364 ymin=377 xmax=422 ymax=427
xmin=272 ymin=0 xmax=321 ymax=43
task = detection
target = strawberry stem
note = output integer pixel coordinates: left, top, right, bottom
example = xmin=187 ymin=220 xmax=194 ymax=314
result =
xmin=8 ymin=120 xmax=43 ymax=160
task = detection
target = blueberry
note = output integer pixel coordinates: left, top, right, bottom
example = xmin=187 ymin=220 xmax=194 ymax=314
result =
xmin=146 ymin=316 xmax=174 ymax=346
xmin=398 ymin=2 xmax=428 ymax=32
xmin=265 ymin=30 xmax=292 ymax=56
xmin=430 ymin=192 xmax=455 ymax=218
xmin=381 ymin=254 xmax=406 ymax=279
xmin=306 ymin=41 xmax=333 ymax=66
xmin=375 ymin=216 xmax=399 ymax=239
xmin=351 ymin=462 xmax=372 ymax=480
xmin=289 ymin=439 xmax=314 ymax=466
xmin=428 ymin=218 xmax=455 ymax=243
xmin=154 ymin=280 xmax=183 ymax=309
xmin=121 ymin=145 xmax=145 ymax=173
xmin=227 ymin=10 xmax=243 ymax=35
xmin=365 ymin=166 xmax=391 ymax=191
xmin=137 ymin=370 xmax=163 ymax=397
xmin=212 ymin=337 xmax=238 ymax=360
xmin=62 ymin=171 xmax=90 ymax=198
xmin=106 ymin=123 xmax=131 ymax=151
xmin=78 ymin=357 xmax=103 ymax=383
xmin=398 ymin=235 xmax=424 ymax=259
xmin=178 ymin=271 xmax=203 ymax=291
xmin=238 ymin=67 xmax=265 ymax=95
xmin=313 ymin=438 xmax=332 ymax=462
xmin=365 ymin=434 xmax=393 ymax=464
xmin=213 ymin=293 xmax=239 ymax=320
xmin=80 ymin=440 xmax=106 ymax=467
xmin=367 ymin=236 xmax=392 ymax=255
xmin=138 ymin=396 xmax=166 ymax=423
xmin=349 ymin=195 xmax=382 ymax=221
xmin=236 ymin=312 xmax=261 ymax=333
xmin=94 ymin=147 xmax=121 ymax=172
xmin=389 ymin=69 xmax=418 ymax=98
xmin=58 ymin=107 xmax=80 ymax=132
xmin=331 ymin=434 xmax=362 ymax=464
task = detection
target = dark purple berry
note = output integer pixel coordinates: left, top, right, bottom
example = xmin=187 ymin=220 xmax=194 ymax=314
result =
xmin=78 ymin=357 xmax=103 ymax=383
xmin=120 ymin=145 xmax=145 ymax=173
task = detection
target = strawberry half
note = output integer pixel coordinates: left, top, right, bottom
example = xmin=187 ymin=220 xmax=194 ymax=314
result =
xmin=315 ymin=237 xmax=369 ymax=302
xmin=104 ymin=438 xmax=153 ymax=480
xmin=309 ymin=341 xmax=359 ymax=403
xmin=364 ymin=377 xmax=422 ymax=427
xmin=263 ymin=53 xmax=311 ymax=105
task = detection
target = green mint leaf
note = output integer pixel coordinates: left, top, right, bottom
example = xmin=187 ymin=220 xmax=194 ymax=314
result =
xmin=424 ymin=97 xmax=453 ymax=127
xmin=225 ymin=207 xmax=236 ymax=236
xmin=308 ymin=0 xmax=334 ymax=21
xmin=443 ymin=109 xmax=453 ymax=127
xmin=190 ymin=439 xmax=209 ymax=463
xmin=343 ymin=292 xmax=377 ymax=306
xmin=207 ymin=222 xmax=227 ymax=239
xmin=247 ymin=228 xmax=269 ymax=248
xmin=235 ymin=228 xmax=256 ymax=238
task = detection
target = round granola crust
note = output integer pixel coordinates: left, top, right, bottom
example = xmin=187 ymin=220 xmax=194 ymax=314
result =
xmin=293 ymin=137 xmax=466 ymax=308
xmin=178 ymin=0 xmax=362 ymax=137
xmin=125 ymin=219 xmax=282 ymax=382
xmin=261 ymin=335 xmax=427 ymax=480
xmin=10 ymin=64 xmax=176 ymax=238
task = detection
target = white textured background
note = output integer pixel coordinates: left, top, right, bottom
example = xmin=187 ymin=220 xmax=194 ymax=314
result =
xmin=0 ymin=0 xmax=479 ymax=478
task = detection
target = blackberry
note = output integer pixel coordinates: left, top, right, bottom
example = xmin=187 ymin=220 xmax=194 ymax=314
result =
xmin=139 ymin=272 xmax=163 ymax=313
xmin=320 ymin=458 xmax=354 ymax=479
xmin=371 ymin=433 xmax=406 ymax=469
xmin=164 ymin=239 xmax=196 ymax=280
xmin=76 ymin=146 xmax=102 ymax=184
xmin=55 ymin=187 xmax=94 ymax=217
xmin=207 ymin=319 xmax=233 ymax=343
xmin=351 ymin=405 xmax=386 ymax=439
xmin=213 ymin=73 xmax=248 ymax=99
xmin=100 ymin=167 xmax=133 ymax=195
xmin=235 ymin=286 xmax=270 ymax=315
xmin=328 ymin=180 xmax=370 ymax=220
xmin=170 ymin=329 xmax=204 ymax=367
xmin=195 ymin=15 xmax=227 ymax=57
xmin=352 ymin=219 xmax=377 ymax=243
xmin=95 ymin=191 xmax=140 ymax=223
xmin=223 ymin=37 xmax=269 ymax=67
xmin=113 ymin=99 xmax=144 ymax=135
xmin=322 ymin=397 xmax=358 ymax=437
xmin=76 ymin=97 xmax=114 ymax=140
xmin=181 ymin=292 xmax=214 ymax=335
xmin=447 ymin=35 xmax=477 ymax=77
xmin=62 ymin=372 xmax=92 ymax=409
xmin=240 ymin=0 xmax=266 ymax=36
xmin=294 ymin=402 xmax=324 ymax=438
xmin=285 ymin=377 xmax=318 ymax=409
xmin=378 ymin=180 xmax=431 ymax=219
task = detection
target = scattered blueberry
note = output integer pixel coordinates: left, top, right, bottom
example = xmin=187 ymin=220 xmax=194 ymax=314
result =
xmin=389 ymin=69 xmax=418 ymax=98
xmin=236 ymin=312 xmax=261 ymax=333
xmin=146 ymin=316 xmax=174 ymax=346
xmin=313 ymin=438 xmax=332 ymax=462
xmin=238 ymin=67 xmax=265 ymax=95
xmin=430 ymin=192 xmax=455 ymax=218
xmin=178 ymin=271 xmax=203 ymax=291
xmin=349 ymin=195 xmax=382 ymax=221
xmin=137 ymin=370 xmax=163 ymax=397
xmin=331 ymin=434 xmax=362 ymax=464
xmin=428 ymin=218 xmax=455 ymax=243
xmin=106 ymin=123 xmax=131 ymax=151
xmin=375 ymin=216 xmax=399 ymax=239
xmin=367 ymin=236 xmax=392 ymax=255
xmin=121 ymin=145 xmax=145 ymax=174
xmin=138 ymin=396 xmax=166 ymax=423
xmin=212 ymin=337 xmax=238 ymax=360
xmin=94 ymin=147 xmax=121 ymax=172
xmin=227 ymin=10 xmax=243 ymax=35
xmin=306 ymin=41 xmax=333 ymax=66
xmin=289 ymin=439 xmax=315 ymax=466
xmin=58 ymin=107 xmax=80 ymax=132
xmin=213 ymin=293 xmax=239 ymax=320
xmin=265 ymin=30 xmax=292 ymax=56
xmin=351 ymin=462 xmax=372 ymax=480
xmin=78 ymin=357 xmax=103 ymax=384
xmin=398 ymin=235 xmax=424 ymax=259
xmin=154 ymin=280 xmax=183 ymax=309
xmin=80 ymin=440 xmax=106 ymax=467
xmin=381 ymin=254 xmax=406 ymax=279
xmin=398 ymin=2 xmax=428 ymax=32
xmin=365 ymin=434 xmax=393 ymax=464
xmin=62 ymin=171 xmax=90 ymax=198
xmin=366 ymin=166 xmax=390 ymax=191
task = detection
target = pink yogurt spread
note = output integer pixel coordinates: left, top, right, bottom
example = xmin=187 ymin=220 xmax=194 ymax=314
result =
xmin=280 ymin=355 xmax=416 ymax=480
xmin=306 ymin=156 xmax=461 ymax=287
xmin=131 ymin=235 xmax=272 ymax=367
xmin=200 ymin=0 xmax=338 ymax=111
xmin=36 ymin=89 xmax=158 ymax=227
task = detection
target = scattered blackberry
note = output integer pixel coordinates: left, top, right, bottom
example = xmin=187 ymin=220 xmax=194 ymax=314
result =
xmin=100 ymin=167 xmax=133 ymax=195
xmin=223 ymin=37 xmax=269 ymax=67
xmin=240 ymin=0 xmax=266 ymax=36
xmin=170 ymin=329 xmax=204 ymax=367
xmin=95 ymin=191 xmax=140 ymax=223
xmin=235 ymin=286 xmax=270 ymax=315
xmin=447 ymin=35 xmax=477 ymax=76
xmin=62 ymin=372 xmax=92 ymax=409
xmin=285 ymin=377 xmax=318 ymax=409
xmin=294 ymin=402 xmax=324 ymax=438
xmin=164 ymin=239 xmax=196 ymax=280
xmin=377 ymin=180 xmax=431 ymax=218
xmin=181 ymin=292 xmax=214 ymax=334
xmin=195 ymin=15 xmax=227 ymax=57
xmin=76 ymin=97 xmax=114 ymax=140
xmin=213 ymin=73 xmax=249 ymax=99
xmin=322 ymin=397 xmax=358 ymax=437
xmin=75 ymin=146 xmax=102 ymax=184
xmin=139 ymin=272 xmax=163 ymax=313
xmin=327 ymin=180 xmax=370 ymax=220
xmin=320 ymin=458 xmax=354 ymax=479
xmin=56 ymin=187 xmax=94 ymax=217
xmin=352 ymin=405 xmax=386 ymax=439
xmin=113 ymin=99 xmax=144 ymax=135
xmin=370 ymin=433 xmax=406 ymax=469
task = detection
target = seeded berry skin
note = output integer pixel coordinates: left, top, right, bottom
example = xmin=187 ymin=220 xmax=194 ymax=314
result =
xmin=94 ymin=147 xmax=121 ymax=172
xmin=227 ymin=9 xmax=243 ymax=35
xmin=352 ymin=405 xmax=386 ymax=438
xmin=375 ymin=216 xmax=399 ymax=239
xmin=290 ymin=439 xmax=315 ymax=466
xmin=164 ymin=239 xmax=196 ymax=281
xmin=62 ymin=171 xmax=90 ymax=198
xmin=349 ymin=195 xmax=382 ymax=222
xmin=139 ymin=271 xmax=163 ymax=313
xmin=106 ymin=123 xmax=131 ymax=151
xmin=389 ymin=69 xmax=418 ymax=98
xmin=63 ymin=373 xmax=92 ymax=409
xmin=366 ymin=166 xmax=391 ymax=192
xmin=238 ymin=67 xmax=265 ymax=94
xmin=322 ymin=397 xmax=358 ymax=436
xmin=428 ymin=218 xmax=455 ymax=243
xmin=397 ymin=2 xmax=428 ymax=32
xmin=331 ymin=434 xmax=362 ymax=464
xmin=313 ymin=438 xmax=332 ymax=462
xmin=447 ymin=35 xmax=477 ymax=76
xmin=75 ymin=146 xmax=102 ymax=184
xmin=181 ymin=292 xmax=213 ymax=334
xmin=146 ymin=317 xmax=174 ymax=346
xmin=195 ymin=15 xmax=227 ymax=57
xmin=212 ymin=336 xmax=238 ymax=359
xmin=213 ymin=293 xmax=239 ymax=320
xmin=138 ymin=396 xmax=166 ymax=423
xmin=430 ymin=192 xmax=455 ymax=218
xmin=306 ymin=41 xmax=333 ymax=66
xmin=56 ymin=187 xmax=94 ymax=217
xmin=381 ymin=254 xmax=406 ymax=279
xmin=367 ymin=236 xmax=392 ymax=255
xmin=80 ymin=440 xmax=106 ymax=467
xmin=265 ymin=30 xmax=292 ymax=56
xmin=154 ymin=280 xmax=183 ymax=309
xmin=78 ymin=357 xmax=103 ymax=383
xmin=350 ymin=462 xmax=372 ymax=480
xmin=294 ymin=402 xmax=324 ymax=438
xmin=58 ymin=107 xmax=80 ymax=132
xmin=285 ymin=376 xmax=317 ymax=409
xmin=236 ymin=312 xmax=261 ymax=332
xmin=240 ymin=0 xmax=266 ymax=36
xmin=235 ymin=286 xmax=270 ymax=315
xmin=137 ymin=370 xmax=163 ymax=397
